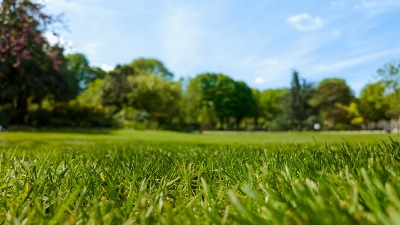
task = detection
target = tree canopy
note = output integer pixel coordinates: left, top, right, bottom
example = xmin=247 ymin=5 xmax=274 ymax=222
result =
xmin=0 ymin=0 xmax=66 ymax=124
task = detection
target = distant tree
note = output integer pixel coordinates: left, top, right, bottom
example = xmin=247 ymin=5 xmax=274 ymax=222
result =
xmin=284 ymin=71 xmax=317 ymax=130
xmin=337 ymin=101 xmax=364 ymax=127
xmin=251 ymin=89 xmax=262 ymax=129
xmin=0 ymin=0 xmax=64 ymax=124
xmin=101 ymin=65 xmax=133 ymax=114
xmin=196 ymin=73 xmax=234 ymax=128
xmin=359 ymin=82 xmax=389 ymax=128
xmin=180 ymin=77 xmax=219 ymax=130
xmin=377 ymin=61 xmax=400 ymax=118
xmin=260 ymin=89 xmax=288 ymax=121
xmin=181 ymin=78 xmax=203 ymax=125
xmin=101 ymin=58 xmax=173 ymax=115
xmin=311 ymin=78 xmax=353 ymax=126
xmin=231 ymin=81 xmax=254 ymax=128
xmin=130 ymin=58 xmax=173 ymax=80
xmin=77 ymin=79 xmax=105 ymax=106
xmin=195 ymin=73 xmax=253 ymax=129
xmin=65 ymin=53 xmax=106 ymax=92
xmin=127 ymin=74 xmax=181 ymax=125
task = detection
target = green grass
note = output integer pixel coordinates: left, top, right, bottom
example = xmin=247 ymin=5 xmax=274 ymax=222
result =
xmin=0 ymin=129 xmax=398 ymax=148
xmin=1 ymin=130 xmax=400 ymax=224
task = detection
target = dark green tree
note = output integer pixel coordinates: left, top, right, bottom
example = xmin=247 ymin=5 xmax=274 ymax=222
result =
xmin=311 ymin=78 xmax=353 ymax=126
xmin=195 ymin=73 xmax=254 ymax=129
xmin=232 ymin=81 xmax=254 ymax=128
xmin=0 ymin=0 xmax=64 ymax=124
xmin=65 ymin=53 xmax=106 ymax=92
xmin=101 ymin=58 xmax=173 ymax=115
xmin=101 ymin=65 xmax=133 ymax=114
xmin=284 ymin=71 xmax=317 ymax=130
xmin=359 ymin=82 xmax=389 ymax=128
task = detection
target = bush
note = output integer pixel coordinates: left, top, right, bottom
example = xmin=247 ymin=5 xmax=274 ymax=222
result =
xmin=26 ymin=109 xmax=52 ymax=126
xmin=25 ymin=103 xmax=114 ymax=128
xmin=0 ymin=104 xmax=16 ymax=126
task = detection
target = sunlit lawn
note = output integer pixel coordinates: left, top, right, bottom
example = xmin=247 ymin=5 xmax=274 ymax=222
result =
xmin=1 ymin=129 xmax=400 ymax=224
xmin=0 ymin=129 xmax=398 ymax=148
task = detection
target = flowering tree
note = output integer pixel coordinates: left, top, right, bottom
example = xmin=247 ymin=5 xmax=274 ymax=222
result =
xmin=0 ymin=0 xmax=64 ymax=124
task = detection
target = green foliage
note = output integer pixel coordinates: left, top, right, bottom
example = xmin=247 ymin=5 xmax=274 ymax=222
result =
xmin=127 ymin=74 xmax=181 ymax=126
xmin=283 ymin=71 xmax=318 ymax=130
xmin=378 ymin=61 xmax=400 ymax=94
xmin=377 ymin=62 xmax=400 ymax=118
xmin=0 ymin=0 xmax=71 ymax=124
xmin=337 ymin=102 xmax=364 ymax=126
xmin=77 ymin=78 xmax=105 ymax=106
xmin=101 ymin=65 xmax=133 ymax=113
xmin=312 ymin=78 xmax=354 ymax=126
xmin=259 ymin=89 xmax=288 ymax=130
xmin=232 ymin=81 xmax=254 ymax=127
xmin=0 ymin=132 xmax=400 ymax=224
xmin=195 ymin=73 xmax=254 ymax=129
xmin=26 ymin=102 xmax=113 ymax=127
xmin=65 ymin=53 xmax=106 ymax=92
xmin=359 ymin=82 xmax=389 ymax=124
xmin=130 ymin=58 xmax=174 ymax=79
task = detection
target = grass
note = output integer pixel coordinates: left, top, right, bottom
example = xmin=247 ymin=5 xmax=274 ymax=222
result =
xmin=1 ymin=130 xmax=400 ymax=224
xmin=0 ymin=129 xmax=398 ymax=147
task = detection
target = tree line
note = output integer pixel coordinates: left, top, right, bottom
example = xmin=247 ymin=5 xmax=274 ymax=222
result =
xmin=1 ymin=0 xmax=399 ymax=131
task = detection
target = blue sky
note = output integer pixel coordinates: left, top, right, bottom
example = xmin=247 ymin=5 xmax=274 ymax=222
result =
xmin=44 ymin=0 xmax=400 ymax=94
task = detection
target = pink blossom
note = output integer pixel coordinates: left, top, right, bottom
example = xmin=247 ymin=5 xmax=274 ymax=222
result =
xmin=13 ymin=58 xmax=21 ymax=67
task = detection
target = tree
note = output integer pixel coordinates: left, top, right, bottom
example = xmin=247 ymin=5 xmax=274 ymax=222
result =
xmin=359 ymin=82 xmax=389 ymax=128
xmin=196 ymin=73 xmax=235 ymax=128
xmin=0 ymin=0 xmax=64 ymax=124
xmin=231 ymin=81 xmax=254 ymax=128
xmin=130 ymin=58 xmax=173 ymax=80
xmin=65 ymin=53 xmax=106 ymax=92
xmin=195 ymin=73 xmax=254 ymax=129
xmin=377 ymin=61 xmax=400 ymax=118
xmin=259 ymin=89 xmax=288 ymax=130
xmin=127 ymin=74 xmax=181 ymax=126
xmin=337 ymin=101 xmax=364 ymax=127
xmin=180 ymin=77 xmax=219 ymax=130
xmin=311 ymin=78 xmax=353 ymax=126
xmin=284 ymin=71 xmax=317 ymax=130
xmin=260 ymin=89 xmax=288 ymax=121
xmin=101 ymin=58 xmax=173 ymax=115
xmin=251 ymin=89 xmax=262 ymax=129
xmin=77 ymin=79 xmax=105 ymax=106
xmin=101 ymin=65 xmax=133 ymax=114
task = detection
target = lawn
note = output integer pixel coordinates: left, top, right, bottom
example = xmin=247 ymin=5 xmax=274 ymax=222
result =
xmin=1 ymin=130 xmax=399 ymax=224
xmin=0 ymin=129 xmax=398 ymax=148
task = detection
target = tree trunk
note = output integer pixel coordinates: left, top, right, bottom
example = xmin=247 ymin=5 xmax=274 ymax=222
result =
xmin=236 ymin=117 xmax=241 ymax=130
xmin=254 ymin=116 xmax=258 ymax=130
xmin=15 ymin=97 xmax=28 ymax=125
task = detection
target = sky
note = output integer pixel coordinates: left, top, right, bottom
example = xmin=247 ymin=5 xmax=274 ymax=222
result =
xmin=43 ymin=0 xmax=400 ymax=95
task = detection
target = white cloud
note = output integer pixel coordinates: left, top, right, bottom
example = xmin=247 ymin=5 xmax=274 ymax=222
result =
xmin=254 ymin=77 xmax=264 ymax=84
xmin=287 ymin=13 xmax=324 ymax=31
xmin=99 ymin=64 xmax=114 ymax=72
xmin=44 ymin=31 xmax=73 ymax=48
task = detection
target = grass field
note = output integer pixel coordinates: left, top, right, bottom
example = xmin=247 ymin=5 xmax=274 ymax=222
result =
xmin=1 ymin=130 xmax=400 ymax=224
